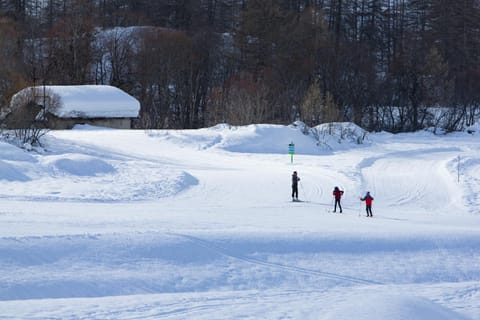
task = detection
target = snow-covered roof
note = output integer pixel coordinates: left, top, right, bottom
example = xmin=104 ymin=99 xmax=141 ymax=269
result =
xmin=13 ymin=85 xmax=140 ymax=119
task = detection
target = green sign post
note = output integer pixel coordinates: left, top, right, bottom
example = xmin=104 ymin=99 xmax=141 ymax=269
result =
xmin=288 ymin=142 xmax=295 ymax=163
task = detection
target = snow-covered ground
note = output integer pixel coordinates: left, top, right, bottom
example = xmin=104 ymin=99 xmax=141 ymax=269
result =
xmin=0 ymin=123 xmax=479 ymax=319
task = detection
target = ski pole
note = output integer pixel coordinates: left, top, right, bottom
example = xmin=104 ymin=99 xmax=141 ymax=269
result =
xmin=358 ymin=197 xmax=362 ymax=217
xmin=299 ymin=181 xmax=306 ymax=201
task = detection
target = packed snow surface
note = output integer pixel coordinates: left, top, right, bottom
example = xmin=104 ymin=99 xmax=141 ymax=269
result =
xmin=0 ymin=123 xmax=479 ymax=319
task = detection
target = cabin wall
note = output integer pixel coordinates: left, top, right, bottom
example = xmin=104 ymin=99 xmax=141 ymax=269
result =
xmin=47 ymin=117 xmax=133 ymax=129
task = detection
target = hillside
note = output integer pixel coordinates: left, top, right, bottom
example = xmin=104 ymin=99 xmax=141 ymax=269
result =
xmin=0 ymin=123 xmax=479 ymax=319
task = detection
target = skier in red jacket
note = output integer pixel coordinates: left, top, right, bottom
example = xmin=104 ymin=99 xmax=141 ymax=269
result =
xmin=332 ymin=186 xmax=344 ymax=213
xmin=360 ymin=191 xmax=374 ymax=217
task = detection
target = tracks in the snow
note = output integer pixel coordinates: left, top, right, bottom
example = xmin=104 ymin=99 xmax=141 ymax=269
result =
xmin=171 ymin=232 xmax=382 ymax=286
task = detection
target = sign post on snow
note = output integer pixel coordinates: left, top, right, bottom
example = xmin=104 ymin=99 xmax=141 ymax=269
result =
xmin=288 ymin=142 xmax=295 ymax=163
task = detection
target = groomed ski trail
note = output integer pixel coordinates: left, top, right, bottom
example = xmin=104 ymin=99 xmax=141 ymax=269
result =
xmin=171 ymin=233 xmax=382 ymax=286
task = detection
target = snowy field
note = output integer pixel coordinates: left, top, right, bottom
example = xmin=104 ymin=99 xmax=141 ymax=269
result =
xmin=0 ymin=122 xmax=479 ymax=319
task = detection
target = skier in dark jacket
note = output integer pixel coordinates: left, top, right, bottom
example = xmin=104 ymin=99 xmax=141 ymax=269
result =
xmin=332 ymin=186 xmax=344 ymax=213
xmin=291 ymin=171 xmax=300 ymax=201
xmin=360 ymin=191 xmax=374 ymax=217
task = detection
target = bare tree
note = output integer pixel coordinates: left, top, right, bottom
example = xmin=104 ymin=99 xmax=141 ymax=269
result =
xmin=93 ymin=27 xmax=136 ymax=90
xmin=44 ymin=0 xmax=95 ymax=84
xmin=6 ymin=86 xmax=61 ymax=146
xmin=0 ymin=17 xmax=27 ymax=121
xmin=224 ymin=73 xmax=270 ymax=125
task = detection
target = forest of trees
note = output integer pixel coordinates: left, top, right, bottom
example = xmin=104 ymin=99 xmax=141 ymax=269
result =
xmin=0 ymin=0 xmax=479 ymax=132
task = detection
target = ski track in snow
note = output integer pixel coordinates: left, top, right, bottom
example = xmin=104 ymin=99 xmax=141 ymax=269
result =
xmin=456 ymin=156 xmax=480 ymax=214
xmin=169 ymin=233 xmax=382 ymax=286
xmin=356 ymin=147 xmax=463 ymax=211
xmin=1 ymin=231 xmax=479 ymax=300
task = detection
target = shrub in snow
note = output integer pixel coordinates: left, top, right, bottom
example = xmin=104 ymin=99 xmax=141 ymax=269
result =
xmin=294 ymin=121 xmax=369 ymax=149
xmin=465 ymin=122 xmax=479 ymax=134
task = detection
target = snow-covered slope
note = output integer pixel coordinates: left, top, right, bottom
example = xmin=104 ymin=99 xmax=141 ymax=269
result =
xmin=0 ymin=123 xmax=479 ymax=319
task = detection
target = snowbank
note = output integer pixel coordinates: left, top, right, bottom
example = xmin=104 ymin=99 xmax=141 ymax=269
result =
xmin=147 ymin=122 xmax=370 ymax=155
xmin=0 ymin=139 xmax=198 ymax=201
xmin=215 ymin=123 xmax=324 ymax=154
xmin=0 ymin=141 xmax=37 ymax=162
xmin=216 ymin=122 xmax=370 ymax=153
xmin=323 ymin=293 xmax=469 ymax=320
xmin=46 ymin=154 xmax=116 ymax=177
xmin=0 ymin=161 xmax=31 ymax=182
xmin=0 ymin=141 xmax=35 ymax=182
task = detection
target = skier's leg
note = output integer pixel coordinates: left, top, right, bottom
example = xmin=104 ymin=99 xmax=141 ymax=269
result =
xmin=339 ymin=201 xmax=342 ymax=213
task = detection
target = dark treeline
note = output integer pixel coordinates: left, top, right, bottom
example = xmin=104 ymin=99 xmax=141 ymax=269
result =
xmin=1 ymin=0 xmax=479 ymax=132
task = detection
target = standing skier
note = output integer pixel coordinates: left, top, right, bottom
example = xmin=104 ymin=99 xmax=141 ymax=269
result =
xmin=360 ymin=191 xmax=374 ymax=217
xmin=332 ymin=186 xmax=344 ymax=213
xmin=291 ymin=171 xmax=300 ymax=201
